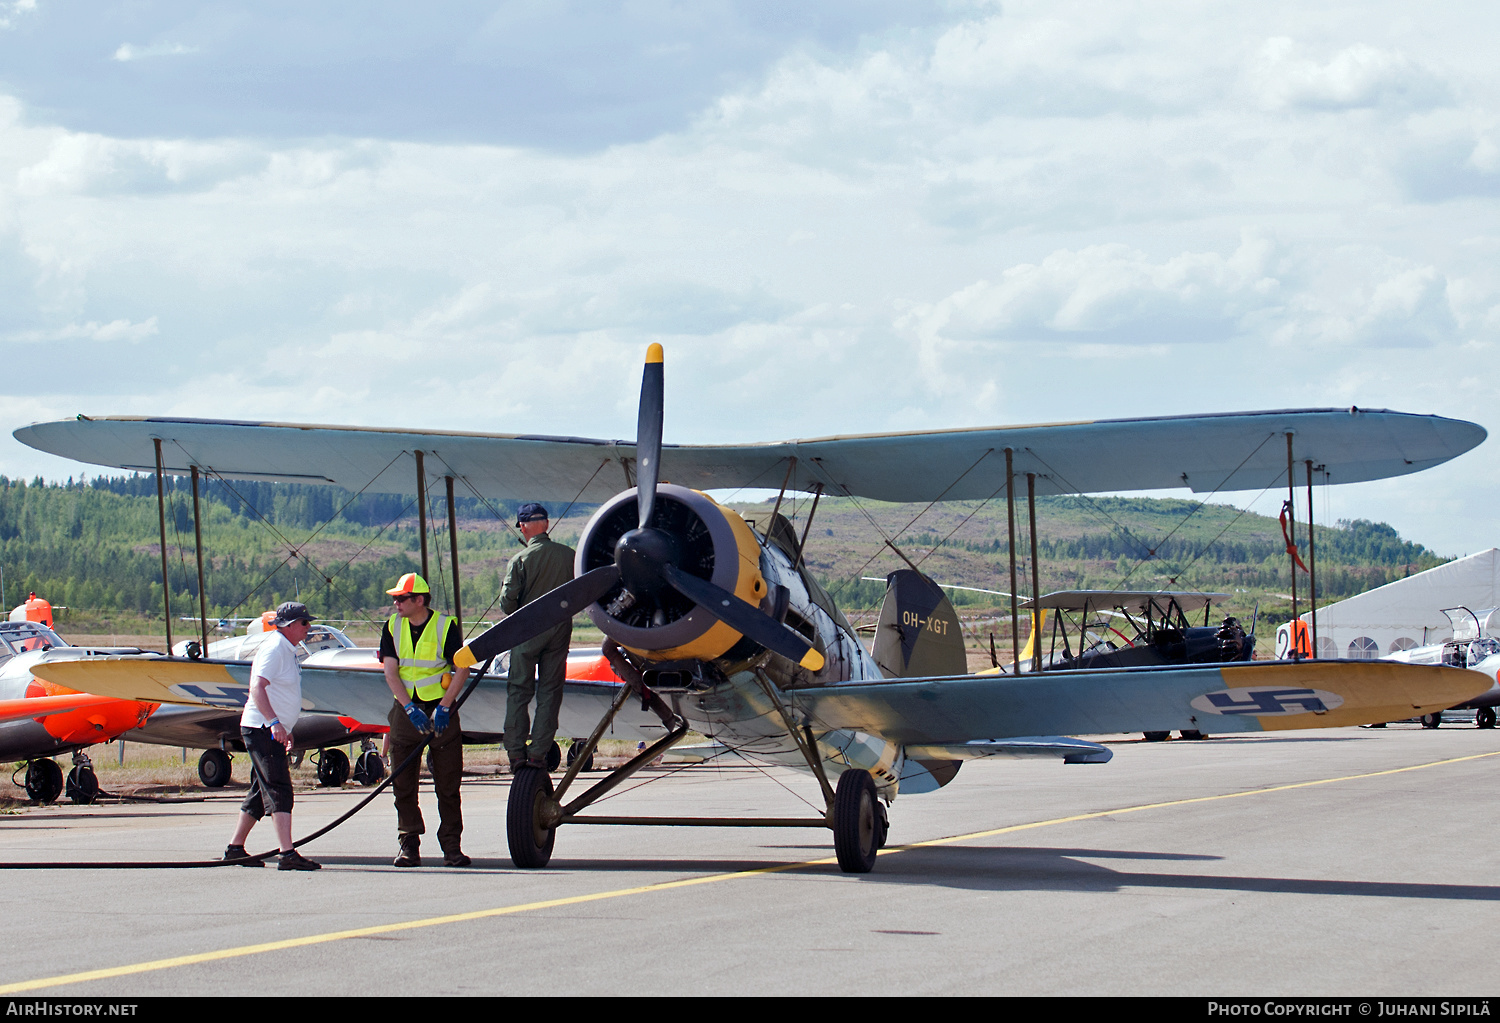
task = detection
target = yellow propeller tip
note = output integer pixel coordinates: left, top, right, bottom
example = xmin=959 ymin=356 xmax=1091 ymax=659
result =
xmin=799 ymin=649 xmax=825 ymax=672
xmin=454 ymin=646 xmax=478 ymax=670
xmin=646 ymin=343 xmax=664 ymax=364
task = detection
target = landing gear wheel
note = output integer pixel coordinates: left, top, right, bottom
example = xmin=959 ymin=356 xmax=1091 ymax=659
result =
xmin=875 ymin=800 xmax=890 ymax=849
xmin=832 ymin=769 xmax=880 ymax=874
xmin=66 ymin=766 xmax=99 ymax=805
xmin=507 ymin=766 xmax=557 ymax=869
xmin=546 ymin=741 xmax=562 ymax=772
xmin=1143 ymin=731 xmax=1170 ymax=742
xmin=198 ymin=748 xmax=232 ymax=788
xmin=1477 ymin=708 xmax=1496 ymax=729
xmin=1179 ymin=730 xmax=1205 ymax=740
xmin=25 ymin=759 xmax=63 ymax=804
xmin=1422 ymin=712 xmax=1443 ymax=729
xmin=316 ymin=748 xmax=350 ymax=787
xmin=352 ymin=750 xmax=387 ymax=785
xmin=565 ymin=742 xmax=595 ymax=772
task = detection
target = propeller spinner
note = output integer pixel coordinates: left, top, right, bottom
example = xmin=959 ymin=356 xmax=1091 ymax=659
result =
xmin=454 ymin=345 xmax=825 ymax=673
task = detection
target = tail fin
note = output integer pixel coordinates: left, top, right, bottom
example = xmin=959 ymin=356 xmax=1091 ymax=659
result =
xmin=873 ymin=570 xmax=967 ymax=678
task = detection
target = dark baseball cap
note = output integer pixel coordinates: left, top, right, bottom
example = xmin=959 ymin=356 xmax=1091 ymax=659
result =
xmin=271 ymin=601 xmax=314 ymax=626
xmin=516 ymin=502 xmax=549 ymax=524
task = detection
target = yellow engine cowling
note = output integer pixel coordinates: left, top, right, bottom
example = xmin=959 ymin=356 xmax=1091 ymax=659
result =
xmin=575 ymin=484 xmax=766 ymax=663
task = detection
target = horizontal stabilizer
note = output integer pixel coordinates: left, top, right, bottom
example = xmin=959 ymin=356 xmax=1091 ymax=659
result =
xmin=905 ymin=736 xmax=1112 ymax=764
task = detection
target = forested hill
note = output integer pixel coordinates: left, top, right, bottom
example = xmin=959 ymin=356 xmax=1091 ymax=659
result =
xmin=0 ymin=475 xmax=1449 ymax=635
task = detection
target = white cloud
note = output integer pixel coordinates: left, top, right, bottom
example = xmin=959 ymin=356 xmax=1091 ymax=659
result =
xmin=113 ymin=41 xmax=198 ymax=62
xmin=5 ymin=317 xmax=158 ymax=342
xmin=0 ymin=0 xmax=35 ymax=31
xmin=1249 ymin=37 xmax=1452 ymax=112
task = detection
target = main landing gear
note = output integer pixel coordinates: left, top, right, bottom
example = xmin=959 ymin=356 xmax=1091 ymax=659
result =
xmin=1421 ymin=712 xmax=1444 ymax=729
xmin=351 ymin=738 xmax=387 ymax=786
xmin=1477 ymin=707 xmax=1496 ymax=730
xmin=22 ymin=758 xmax=63 ymax=805
xmin=198 ymin=748 xmax=232 ymax=787
xmin=316 ymin=748 xmax=350 ymax=787
xmin=66 ymin=751 xmax=100 ymax=805
xmin=502 ymin=640 xmax=890 ymax=874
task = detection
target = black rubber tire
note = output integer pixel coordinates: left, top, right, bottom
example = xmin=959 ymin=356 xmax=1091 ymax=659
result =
xmin=565 ymin=742 xmax=596 ymax=772
xmin=546 ymin=740 xmax=562 ymax=772
xmin=316 ymin=748 xmax=350 ymax=787
xmin=198 ymin=748 xmax=232 ymax=788
xmin=353 ymin=750 xmax=387 ymax=785
xmin=1143 ymin=731 xmax=1170 ymax=742
xmin=1477 ymin=708 xmax=1496 ymax=730
xmin=66 ymin=766 xmax=99 ymax=805
xmin=1180 ymin=730 xmax=1205 ymax=741
xmin=832 ymin=769 xmax=880 ymax=874
xmin=507 ymin=766 xmax=557 ymax=869
xmin=1422 ymin=712 xmax=1443 ymax=729
xmin=25 ymin=759 xmax=63 ymax=804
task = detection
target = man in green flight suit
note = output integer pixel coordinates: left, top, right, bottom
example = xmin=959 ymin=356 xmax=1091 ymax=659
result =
xmin=502 ymin=503 xmax=576 ymax=771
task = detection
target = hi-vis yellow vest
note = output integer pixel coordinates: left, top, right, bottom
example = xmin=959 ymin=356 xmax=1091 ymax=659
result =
xmin=389 ymin=612 xmax=452 ymax=701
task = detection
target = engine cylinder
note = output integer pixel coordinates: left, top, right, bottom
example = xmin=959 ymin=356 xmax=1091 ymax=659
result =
xmin=576 ymin=484 xmax=765 ymax=662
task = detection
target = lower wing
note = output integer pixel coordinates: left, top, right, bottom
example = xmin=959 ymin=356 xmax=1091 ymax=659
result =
xmin=795 ymin=660 xmax=1488 ymax=743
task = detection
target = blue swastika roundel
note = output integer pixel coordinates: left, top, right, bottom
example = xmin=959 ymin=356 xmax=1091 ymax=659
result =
xmin=1189 ymin=687 xmax=1344 ymax=716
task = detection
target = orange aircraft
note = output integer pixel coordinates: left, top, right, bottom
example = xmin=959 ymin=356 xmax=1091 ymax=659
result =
xmin=0 ymin=596 xmax=158 ymax=804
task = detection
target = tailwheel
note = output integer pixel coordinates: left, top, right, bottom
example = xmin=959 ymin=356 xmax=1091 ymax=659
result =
xmin=316 ymin=748 xmax=350 ymax=787
xmin=66 ymin=765 xmax=100 ymax=805
xmin=832 ymin=769 xmax=880 ymax=874
xmin=508 ymin=765 xmax=557 ymax=868
xmin=25 ymin=758 xmax=63 ymax=805
xmin=1477 ymin=708 xmax=1496 ymax=730
xmin=198 ymin=748 xmax=232 ymax=787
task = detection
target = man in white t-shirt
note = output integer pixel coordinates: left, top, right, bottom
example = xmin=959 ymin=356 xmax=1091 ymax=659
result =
xmin=223 ymin=601 xmax=321 ymax=871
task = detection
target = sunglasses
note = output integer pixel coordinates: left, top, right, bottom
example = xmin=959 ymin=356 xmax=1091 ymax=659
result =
xmin=392 ymin=594 xmax=418 ymax=604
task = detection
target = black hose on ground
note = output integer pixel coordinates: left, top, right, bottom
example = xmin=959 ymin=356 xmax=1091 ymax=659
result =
xmin=0 ymin=657 xmax=495 ymax=870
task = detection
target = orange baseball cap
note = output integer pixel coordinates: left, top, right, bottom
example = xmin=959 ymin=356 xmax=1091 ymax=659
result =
xmin=386 ymin=572 xmax=431 ymax=596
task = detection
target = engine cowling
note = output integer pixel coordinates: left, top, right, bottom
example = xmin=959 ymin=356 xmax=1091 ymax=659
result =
xmin=576 ymin=484 xmax=767 ymax=662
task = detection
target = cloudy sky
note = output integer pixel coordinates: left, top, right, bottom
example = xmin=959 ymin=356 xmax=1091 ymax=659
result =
xmin=1 ymin=1 xmax=1496 ymax=556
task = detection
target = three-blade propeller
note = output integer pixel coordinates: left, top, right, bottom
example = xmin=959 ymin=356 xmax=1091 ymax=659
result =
xmin=455 ymin=345 xmax=824 ymax=673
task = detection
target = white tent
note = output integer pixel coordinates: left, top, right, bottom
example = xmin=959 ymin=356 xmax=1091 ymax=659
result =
xmin=1298 ymin=549 xmax=1500 ymax=659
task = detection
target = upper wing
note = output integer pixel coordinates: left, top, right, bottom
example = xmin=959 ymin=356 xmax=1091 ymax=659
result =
xmin=14 ymin=408 xmax=1484 ymax=502
xmin=793 ymin=660 xmax=1489 ymax=742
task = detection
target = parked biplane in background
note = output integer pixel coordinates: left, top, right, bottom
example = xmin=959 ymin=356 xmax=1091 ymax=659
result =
xmin=19 ymin=349 xmax=1492 ymax=871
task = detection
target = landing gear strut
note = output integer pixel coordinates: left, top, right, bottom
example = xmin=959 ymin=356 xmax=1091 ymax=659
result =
xmin=198 ymin=748 xmax=232 ymax=787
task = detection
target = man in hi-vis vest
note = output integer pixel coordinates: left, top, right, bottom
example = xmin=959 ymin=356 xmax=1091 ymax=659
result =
xmin=381 ymin=572 xmax=470 ymax=868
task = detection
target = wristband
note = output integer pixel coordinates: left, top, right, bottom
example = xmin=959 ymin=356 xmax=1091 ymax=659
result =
xmin=267 ymin=719 xmax=280 ymax=728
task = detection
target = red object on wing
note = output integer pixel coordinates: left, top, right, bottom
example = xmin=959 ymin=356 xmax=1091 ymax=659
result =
xmin=567 ymin=653 xmax=626 ymax=683
xmin=336 ymin=715 xmax=389 ymax=735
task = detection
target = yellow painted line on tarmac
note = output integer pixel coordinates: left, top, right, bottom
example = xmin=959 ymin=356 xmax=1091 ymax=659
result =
xmin=4 ymin=748 xmax=1496 ymax=995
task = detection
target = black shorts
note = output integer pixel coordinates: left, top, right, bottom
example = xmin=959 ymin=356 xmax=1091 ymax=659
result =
xmin=240 ymin=725 xmax=295 ymax=817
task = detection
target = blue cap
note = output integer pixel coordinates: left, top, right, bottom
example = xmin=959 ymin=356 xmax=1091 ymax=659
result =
xmin=516 ymin=502 xmax=549 ymax=525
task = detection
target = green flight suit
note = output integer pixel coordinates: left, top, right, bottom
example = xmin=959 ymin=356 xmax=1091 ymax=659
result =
xmin=501 ymin=532 xmax=577 ymax=763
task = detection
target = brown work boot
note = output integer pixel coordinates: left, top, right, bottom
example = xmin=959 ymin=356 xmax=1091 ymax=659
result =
xmin=443 ymin=850 xmax=472 ymax=868
xmin=393 ymin=834 xmax=421 ymax=868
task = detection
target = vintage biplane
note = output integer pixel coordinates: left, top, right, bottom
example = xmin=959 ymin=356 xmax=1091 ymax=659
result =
xmin=17 ymin=347 xmax=1492 ymax=872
